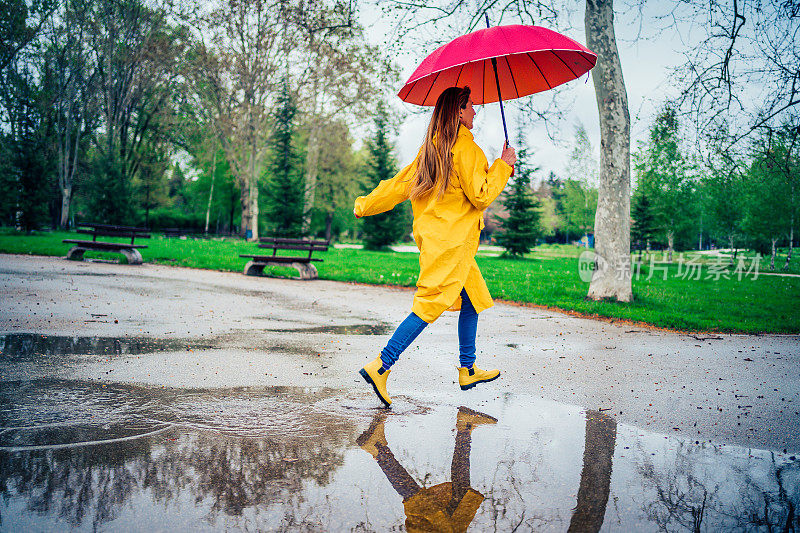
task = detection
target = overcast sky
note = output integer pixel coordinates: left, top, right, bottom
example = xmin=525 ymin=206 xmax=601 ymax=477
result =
xmin=357 ymin=1 xmax=700 ymax=185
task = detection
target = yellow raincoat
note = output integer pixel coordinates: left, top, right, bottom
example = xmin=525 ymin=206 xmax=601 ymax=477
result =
xmin=354 ymin=124 xmax=513 ymax=323
xmin=403 ymin=482 xmax=484 ymax=533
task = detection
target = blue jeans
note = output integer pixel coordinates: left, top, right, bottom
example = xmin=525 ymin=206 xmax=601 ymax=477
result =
xmin=380 ymin=288 xmax=478 ymax=369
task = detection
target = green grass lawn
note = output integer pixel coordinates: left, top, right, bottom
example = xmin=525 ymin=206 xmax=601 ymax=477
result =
xmin=1 ymin=228 xmax=798 ymax=334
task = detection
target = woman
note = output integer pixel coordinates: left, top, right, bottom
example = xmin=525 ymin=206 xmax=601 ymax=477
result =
xmin=354 ymin=86 xmax=516 ymax=407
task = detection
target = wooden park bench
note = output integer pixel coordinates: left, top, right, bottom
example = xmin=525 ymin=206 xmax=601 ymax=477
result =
xmin=162 ymin=227 xmax=207 ymax=239
xmin=240 ymin=237 xmax=329 ymax=280
xmin=162 ymin=227 xmax=191 ymax=238
xmin=63 ymin=222 xmax=150 ymax=265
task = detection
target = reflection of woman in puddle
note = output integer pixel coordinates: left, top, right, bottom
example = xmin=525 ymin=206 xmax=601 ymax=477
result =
xmin=354 ymin=86 xmax=516 ymax=407
xmin=357 ymin=406 xmax=497 ymax=532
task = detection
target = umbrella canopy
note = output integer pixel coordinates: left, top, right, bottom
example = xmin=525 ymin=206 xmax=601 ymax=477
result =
xmin=398 ymin=24 xmax=597 ymax=106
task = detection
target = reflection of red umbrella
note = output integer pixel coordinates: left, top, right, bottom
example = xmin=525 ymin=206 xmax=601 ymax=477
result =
xmin=398 ymin=19 xmax=596 ymax=142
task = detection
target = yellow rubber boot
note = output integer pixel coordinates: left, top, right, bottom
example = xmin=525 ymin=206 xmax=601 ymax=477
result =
xmin=356 ymin=412 xmax=388 ymax=458
xmin=458 ymin=364 xmax=500 ymax=390
xmin=456 ymin=406 xmax=498 ymax=432
xmin=359 ymin=356 xmax=392 ymax=407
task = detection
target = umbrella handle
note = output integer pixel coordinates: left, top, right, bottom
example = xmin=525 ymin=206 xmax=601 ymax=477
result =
xmin=485 ymin=13 xmax=509 ymax=146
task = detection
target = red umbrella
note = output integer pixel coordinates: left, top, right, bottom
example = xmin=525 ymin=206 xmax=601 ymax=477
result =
xmin=398 ymin=19 xmax=597 ymax=142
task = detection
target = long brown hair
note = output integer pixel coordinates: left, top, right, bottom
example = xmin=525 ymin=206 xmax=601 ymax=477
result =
xmin=408 ymin=86 xmax=471 ymax=201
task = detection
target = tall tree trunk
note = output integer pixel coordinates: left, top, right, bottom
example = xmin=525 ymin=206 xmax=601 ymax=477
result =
xmin=783 ymin=215 xmax=794 ymax=271
xmin=205 ymin=151 xmax=217 ymax=234
xmin=324 ymin=210 xmax=333 ymax=242
xmin=248 ymin=138 xmax=259 ymax=241
xmin=249 ymin=180 xmax=259 ymax=241
xmin=567 ymin=411 xmax=617 ymax=533
xmin=57 ymin=100 xmax=82 ymax=229
xmin=59 ymin=189 xmax=72 ymax=228
xmin=698 ymin=215 xmax=703 ymax=251
xmin=144 ymin=184 xmax=150 ymax=228
xmin=229 ymin=194 xmax=236 ymax=235
xmin=303 ymin=122 xmax=322 ymax=233
xmin=240 ymin=179 xmax=251 ymax=239
xmin=667 ymin=231 xmax=674 ymax=262
xmin=771 ymin=236 xmax=777 ymax=270
xmin=585 ymin=0 xmax=632 ymax=302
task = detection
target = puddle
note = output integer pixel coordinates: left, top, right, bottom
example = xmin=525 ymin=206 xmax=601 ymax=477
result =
xmin=0 ymin=334 xmax=321 ymax=359
xmin=0 ymin=379 xmax=797 ymax=531
xmin=0 ymin=333 xmax=212 ymax=358
xmin=265 ymin=323 xmax=392 ymax=335
xmin=0 ymin=380 xmax=356 ymax=448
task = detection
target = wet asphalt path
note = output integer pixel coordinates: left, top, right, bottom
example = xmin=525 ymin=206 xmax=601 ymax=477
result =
xmin=2 ymin=253 xmax=798 ymax=454
xmin=2 ymin=253 xmax=800 ymax=531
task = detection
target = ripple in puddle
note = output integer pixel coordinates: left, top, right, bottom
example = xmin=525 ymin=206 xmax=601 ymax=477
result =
xmin=0 ymin=379 xmax=796 ymax=531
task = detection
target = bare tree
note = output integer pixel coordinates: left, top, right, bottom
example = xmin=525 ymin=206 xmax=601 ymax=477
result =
xmin=0 ymin=0 xmax=57 ymax=72
xmin=759 ymin=121 xmax=799 ymax=270
xmin=584 ymin=0 xmax=631 ymax=301
xmin=673 ymin=0 xmax=799 ymax=156
xmin=47 ymin=0 xmax=98 ymax=228
xmin=289 ymin=1 xmax=398 ymax=232
xmin=86 ymin=0 xmax=188 ymax=222
xmin=193 ymin=0 xmax=286 ymax=240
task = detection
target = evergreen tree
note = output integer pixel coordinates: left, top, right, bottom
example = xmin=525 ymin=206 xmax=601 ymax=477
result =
xmin=633 ymin=104 xmax=695 ymax=260
xmin=264 ymin=84 xmax=306 ymax=237
xmin=168 ymin=163 xmax=188 ymax=207
xmin=703 ymin=156 xmax=744 ymax=255
xmin=743 ymin=142 xmax=792 ymax=269
xmin=631 ymin=189 xmax=656 ymax=258
xmin=361 ymin=102 xmax=405 ymax=250
xmin=544 ymin=171 xmax=570 ymax=243
xmin=312 ymin=119 xmax=365 ymax=241
xmin=494 ymin=139 xmax=541 ymax=256
xmin=133 ymin=150 xmax=170 ymax=229
xmin=84 ymin=149 xmax=134 ymax=225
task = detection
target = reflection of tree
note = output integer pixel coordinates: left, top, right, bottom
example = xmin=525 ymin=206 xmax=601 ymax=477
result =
xmin=733 ymin=452 xmax=799 ymax=531
xmin=638 ymin=443 xmax=716 ymax=533
xmin=483 ymin=436 xmax=548 ymax=530
xmin=637 ymin=440 xmax=800 ymax=531
xmin=0 ymin=380 xmax=357 ymax=530
xmin=3 ymin=439 xmax=153 ymax=526
xmin=568 ymin=410 xmax=617 ymax=533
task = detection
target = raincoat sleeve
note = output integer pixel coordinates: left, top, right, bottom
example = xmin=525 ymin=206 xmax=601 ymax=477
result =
xmin=353 ymin=160 xmax=415 ymax=217
xmin=453 ymin=139 xmax=513 ymax=211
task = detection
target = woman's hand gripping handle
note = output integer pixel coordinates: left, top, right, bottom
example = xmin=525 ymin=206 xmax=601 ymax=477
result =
xmin=501 ymin=142 xmax=517 ymax=176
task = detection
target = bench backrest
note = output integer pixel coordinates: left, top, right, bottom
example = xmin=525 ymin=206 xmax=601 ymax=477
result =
xmin=77 ymin=222 xmax=151 ymax=243
xmin=258 ymin=237 xmax=329 ymax=257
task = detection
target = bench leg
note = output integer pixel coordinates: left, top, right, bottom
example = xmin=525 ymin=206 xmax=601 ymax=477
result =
xmin=120 ymin=248 xmax=143 ymax=265
xmin=243 ymin=261 xmax=266 ymax=276
xmin=292 ymin=262 xmax=318 ymax=280
xmin=66 ymin=246 xmax=86 ymax=261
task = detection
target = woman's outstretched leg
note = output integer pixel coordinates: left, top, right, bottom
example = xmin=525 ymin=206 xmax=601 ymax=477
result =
xmin=445 ymin=406 xmax=497 ymax=518
xmin=457 ymin=288 xmax=479 ymax=368
xmin=457 ymin=289 xmax=500 ymax=390
xmin=382 ymin=312 xmax=428 ymax=370
xmin=357 ymin=413 xmax=421 ymax=500
xmin=360 ymin=312 xmax=428 ymax=407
